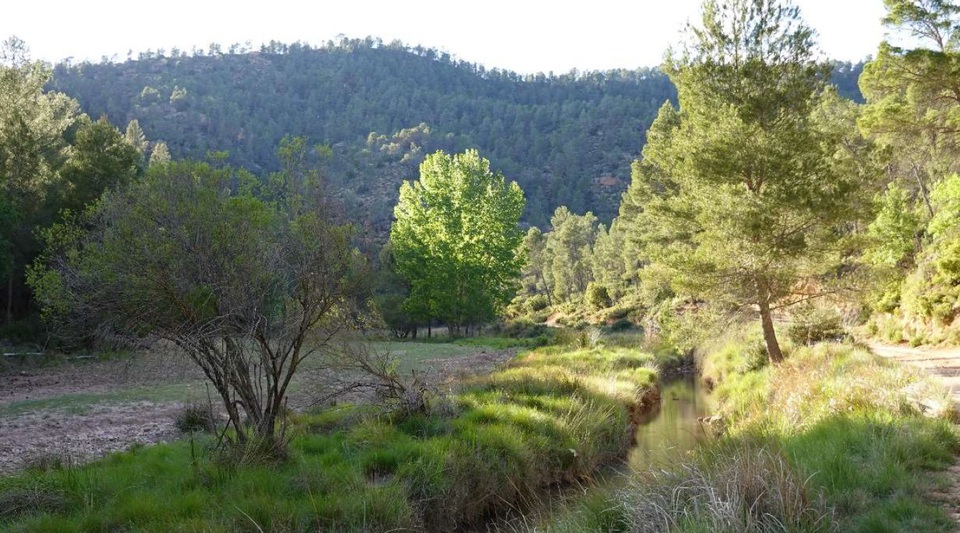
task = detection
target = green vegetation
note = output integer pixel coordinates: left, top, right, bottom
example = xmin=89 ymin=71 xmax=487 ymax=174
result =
xmin=700 ymin=341 xmax=957 ymax=532
xmin=0 ymin=344 xmax=665 ymax=531
xmin=6 ymin=0 xmax=960 ymax=529
xmin=856 ymin=0 xmax=960 ymax=343
xmin=391 ymin=150 xmax=525 ymax=334
xmin=29 ymin=150 xmax=364 ymax=447
xmin=538 ymin=339 xmax=958 ymax=533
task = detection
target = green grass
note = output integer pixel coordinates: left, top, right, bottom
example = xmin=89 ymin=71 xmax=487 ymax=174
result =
xmin=0 ymin=343 xmax=668 ymax=531
xmin=622 ymin=339 xmax=959 ymax=533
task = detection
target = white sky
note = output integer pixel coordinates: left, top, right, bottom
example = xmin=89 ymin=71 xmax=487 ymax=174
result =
xmin=5 ymin=1 xmax=888 ymax=73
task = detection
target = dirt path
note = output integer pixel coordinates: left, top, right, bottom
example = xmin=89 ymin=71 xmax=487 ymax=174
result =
xmin=870 ymin=342 xmax=960 ymax=528
xmin=869 ymin=342 xmax=960 ymax=409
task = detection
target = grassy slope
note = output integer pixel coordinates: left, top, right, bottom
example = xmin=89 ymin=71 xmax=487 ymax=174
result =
xmin=0 ymin=343 xmax=666 ymax=531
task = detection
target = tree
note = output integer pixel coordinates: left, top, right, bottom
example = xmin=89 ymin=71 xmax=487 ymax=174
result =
xmin=0 ymin=36 xmax=79 ymax=323
xmin=519 ymin=227 xmax=552 ymax=306
xmin=626 ymin=0 xmax=868 ymax=363
xmin=149 ymin=141 xmax=171 ymax=166
xmin=58 ymin=117 xmax=142 ymax=215
xmin=591 ymin=219 xmax=629 ymax=301
xmin=30 ymin=153 xmax=363 ymax=448
xmin=858 ymin=0 xmax=960 ymax=217
xmin=124 ymin=119 xmax=148 ymax=157
xmin=390 ymin=150 xmax=525 ymax=333
xmin=543 ymin=207 xmax=599 ymax=303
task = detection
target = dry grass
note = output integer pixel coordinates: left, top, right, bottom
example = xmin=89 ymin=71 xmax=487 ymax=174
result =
xmin=620 ymin=440 xmax=836 ymax=533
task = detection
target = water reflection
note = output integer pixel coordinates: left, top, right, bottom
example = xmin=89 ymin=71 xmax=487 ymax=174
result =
xmin=628 ymin=375 xmax=711 ymax=471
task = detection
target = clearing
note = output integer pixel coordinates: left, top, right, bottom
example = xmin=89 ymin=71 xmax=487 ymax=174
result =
xmin=0 ymin=341 xmax=517 ymax=476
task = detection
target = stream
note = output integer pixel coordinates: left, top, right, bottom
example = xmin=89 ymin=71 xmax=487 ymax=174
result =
xmin=629 ymin=374 xmax=711 ymax=471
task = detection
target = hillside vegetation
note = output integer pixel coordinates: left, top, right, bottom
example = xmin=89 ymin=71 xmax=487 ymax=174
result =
xmin=48 ymin=39 xmax=864 ymax=229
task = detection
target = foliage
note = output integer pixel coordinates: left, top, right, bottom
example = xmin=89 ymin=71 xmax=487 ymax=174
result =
xmin=622 ymin=0 xmax=874 ymax=362
xmin=30 ymin=152 xmax=365 ymax=447
xmin=544 ymin=208 xmax=600 ymax=303
xmin=865 ymin=182 xmax=922 ymax=269
xmin=391 ymin=149 xmax=525 ymax=330
xmin=0 ymin=36 xmax=81 ymax=324
xmin=57 ymin=117 xmax=143 ymax=215
xmin=787 ymin=305 xmax=847 ymax=345
xmin=585 ymin=282 xmax=612 ymax=311
xmin=858 ymin=0 xmax=960 ymax=219
xmin=48 ymin=39 xmax=865 ymax=230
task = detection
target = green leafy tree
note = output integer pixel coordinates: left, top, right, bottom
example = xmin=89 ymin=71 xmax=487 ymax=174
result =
xmin=543 ymin=207 xmax=599 ymax=303
xmin=901 ymin=173 xmax=960 ymax=323
xmin=627 ymin=0 xmax=869 ymax=363
xmin=866 ymin=182 xmax=923 ymax=269
xmin=591 ymin=220 xmax=629 ymax=301
xmin=518 ymin=227 xmax=552 ymax=306
xmin=30 ymin=153 xmax=363 ymax=448
xmin=858 ymin=0 xmax=960 ymax=216
xmin=0 ymin=36 xmax=79 ymax=323
xmin=390 ymin=150 xmax=525 ymax=333
xmin=58 ymin=117 xmax=143 ymax=215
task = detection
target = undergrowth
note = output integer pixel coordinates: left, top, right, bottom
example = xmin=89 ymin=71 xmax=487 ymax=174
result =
xmin=643 ymin=340 xmax=957 ymax=532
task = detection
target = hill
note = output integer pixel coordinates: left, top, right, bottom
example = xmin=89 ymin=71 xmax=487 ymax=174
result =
xmin=49 ymin=38 xmax=863 ymax=230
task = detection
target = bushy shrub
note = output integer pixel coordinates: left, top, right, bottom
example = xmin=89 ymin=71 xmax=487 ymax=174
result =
xmin=525 ymin=294 xmax=550 ymax=313
xmin=502 ymin=318 xmax=548 ymax=338
xmin=787 ymin=306 xmax=846 ymax=345
xmin=608 ymin=318 xmax=636 ymax=333
xmin=585 ymin=282 xmax=612 ymax=311
xmin=175 ymin=404 xmax=217 ymax=433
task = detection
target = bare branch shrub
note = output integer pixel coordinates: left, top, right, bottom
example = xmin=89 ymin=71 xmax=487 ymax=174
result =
xmin=30 ymin=155 xmax=366 ymax=451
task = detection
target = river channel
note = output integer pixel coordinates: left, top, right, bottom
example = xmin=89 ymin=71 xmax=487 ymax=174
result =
xmin=629 ymin=374 xmax=711 ymax=471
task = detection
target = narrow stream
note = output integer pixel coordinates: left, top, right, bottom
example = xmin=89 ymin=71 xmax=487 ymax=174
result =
xmin=485 ymin=375 xmax=712 ymax=531
xmin=629 ymin=374 xmax=711 ymax=471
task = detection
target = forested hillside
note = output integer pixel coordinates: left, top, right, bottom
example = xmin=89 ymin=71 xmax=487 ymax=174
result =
xmin=49 ymin=38 xmax=863 ymax=228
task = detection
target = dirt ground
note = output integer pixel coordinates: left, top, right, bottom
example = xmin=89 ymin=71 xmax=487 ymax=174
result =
xmin=871 ymin=342 xmax=960 ymax=530
xmin=870 ymin=343 xmax=960 ymax=410
xmin=0 ymin=345 xmax=517 ymax=476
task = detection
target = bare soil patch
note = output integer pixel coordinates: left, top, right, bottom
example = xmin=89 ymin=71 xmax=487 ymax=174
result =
xmin=0 ymin=344 xmax=517 ymax=476
xmin=869 ymin=343 xmax=960 ymax=409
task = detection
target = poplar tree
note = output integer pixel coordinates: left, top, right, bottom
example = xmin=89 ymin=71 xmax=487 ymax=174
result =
xmin=390 ymin=150 xmax=524 ymax=333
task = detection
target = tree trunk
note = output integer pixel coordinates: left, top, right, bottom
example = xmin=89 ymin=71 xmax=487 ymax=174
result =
xmin=427 ymin=320 xmax=431 ymax=339
xmin=5 ymin=275 xmax=11 ymax=325
xmin=758 ymin=298 xmax=784 ymax=364
xmin=913 ymin=164 xmax=935 ymax=218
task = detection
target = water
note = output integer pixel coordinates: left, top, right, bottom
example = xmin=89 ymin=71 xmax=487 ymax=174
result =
xmin=628 ymin=374 xmax=712 ymax=471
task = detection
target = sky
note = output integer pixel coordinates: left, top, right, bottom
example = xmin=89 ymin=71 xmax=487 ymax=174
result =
xmin=4 ymin=0 xmax=888 ymax=74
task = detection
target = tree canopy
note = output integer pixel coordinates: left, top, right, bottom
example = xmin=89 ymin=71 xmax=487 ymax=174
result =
xmin=623 ymin=0 xmax=873 ymax=362
xmin=390 ymin=150 xmax=525 ymax=332
xmin=30 ymin=150 xmax=363 ymax=445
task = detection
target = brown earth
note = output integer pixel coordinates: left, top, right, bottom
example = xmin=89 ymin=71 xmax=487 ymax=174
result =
xmin=0 ymin=345 xmax=517 ymax=476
